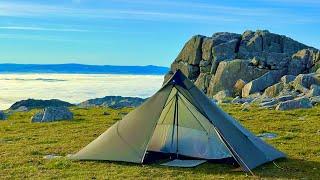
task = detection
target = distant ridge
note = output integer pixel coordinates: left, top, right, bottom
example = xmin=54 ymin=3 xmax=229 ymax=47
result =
xmin=0 ymin=63 xmax=169 ymax=75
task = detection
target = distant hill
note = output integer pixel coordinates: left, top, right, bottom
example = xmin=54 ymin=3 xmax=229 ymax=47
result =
xmin=9 ymin=99 xmax=74 ymax=110
xmin=0 ymin=63 xmax=169 ymax=75
xmin=78 ymin=96 xmax=146 ymax=109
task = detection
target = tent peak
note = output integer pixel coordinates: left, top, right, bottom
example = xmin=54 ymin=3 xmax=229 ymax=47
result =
xmin=163 ymin=69 xmax=189 ymax=88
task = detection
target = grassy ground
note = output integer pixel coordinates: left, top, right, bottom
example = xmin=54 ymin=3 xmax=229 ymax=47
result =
xmin=0 ymin=104 xmax=320 ymax=179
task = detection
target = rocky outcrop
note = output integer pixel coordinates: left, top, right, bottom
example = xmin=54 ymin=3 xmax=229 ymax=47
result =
xmin=9 ymin=99 xmax=74 ymax=110
xmin=78 ymin=96 xmax=145 ymax=109
xmin=31 ymin=107 xmax=73 ymax=123
xmin=165 ymin=30 xmax=320 ymax=110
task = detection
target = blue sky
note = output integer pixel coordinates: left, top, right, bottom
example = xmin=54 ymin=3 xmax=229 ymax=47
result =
xmin=0 ymin=0 xmax=319 ymax=66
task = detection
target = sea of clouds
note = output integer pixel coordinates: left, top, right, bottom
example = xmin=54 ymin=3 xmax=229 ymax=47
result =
xmin=0 ymin=73 xmax=164 ymax=110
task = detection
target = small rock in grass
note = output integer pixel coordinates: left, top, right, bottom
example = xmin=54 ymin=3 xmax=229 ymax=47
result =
xmin=43 ymin=154 xmax=62 ymax=159
xmin=257 ymin=133 xmax=278 ymax=139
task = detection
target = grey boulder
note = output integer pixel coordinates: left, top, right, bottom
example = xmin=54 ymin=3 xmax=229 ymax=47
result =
xmin=242 ymin=70 xmax=284 ymax=97
xmin=263 ymin=83 xmax=284 ymax=97
xmin=293 ymin=73 xmax=320 ymax=90
xmin=207 ymin=60 xmax=267 ymax=97
xmin=276 ymin=97 xmax=313 ymax=111
xmin=31 ymin=107 xmax=73 ymax=123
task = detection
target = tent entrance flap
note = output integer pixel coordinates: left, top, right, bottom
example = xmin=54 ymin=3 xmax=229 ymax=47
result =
xmin=147 ymin=86 xmax=231 ymax=160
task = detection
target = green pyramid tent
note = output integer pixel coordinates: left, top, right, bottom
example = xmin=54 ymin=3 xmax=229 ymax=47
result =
xmin=71 ymin=70 xmax=285 ymax=172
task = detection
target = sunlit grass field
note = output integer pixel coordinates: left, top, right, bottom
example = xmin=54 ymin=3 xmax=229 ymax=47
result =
xmin=1 ymin=104 xmax=320 ymax=179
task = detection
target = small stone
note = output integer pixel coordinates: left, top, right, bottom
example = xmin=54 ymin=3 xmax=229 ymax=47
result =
xmin=43 ymin=154 xmax=62 ymax=160
xmin=257 ymin=133 xmax=278 ymax=139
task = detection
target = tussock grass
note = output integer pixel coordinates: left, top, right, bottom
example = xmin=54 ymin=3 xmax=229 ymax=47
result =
xmin=1 ymin=105 xmax=320 ymax=179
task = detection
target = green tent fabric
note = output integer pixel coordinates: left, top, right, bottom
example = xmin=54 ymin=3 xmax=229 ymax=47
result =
xmin=71 ymin=70 xmax=285 ymax=172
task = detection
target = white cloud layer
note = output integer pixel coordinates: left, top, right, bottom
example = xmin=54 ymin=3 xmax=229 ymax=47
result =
xmin=0 ymin=74 xmax=163 ymax=110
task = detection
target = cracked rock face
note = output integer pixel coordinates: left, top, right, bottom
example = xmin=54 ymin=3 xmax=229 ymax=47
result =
xmin=164 ymin=30 xmax=320 ymax=100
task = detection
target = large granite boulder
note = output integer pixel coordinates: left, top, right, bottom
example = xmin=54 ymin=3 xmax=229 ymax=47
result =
xmin=168 ymin=35 xmax=205 ymax=80
xmin=210 ymin=32 xmax=241 ymax=74
xmin=263 ymin=83 xmax=284 ymax=97
xmin=164 ymin=30 xmax=319 ymax=104
xmin=276 ymin=97 xmax=313 ymax=111
xmin=170 ymin=61 xmax=200 ymax=80
xmin=289 ymin=49 xmax=320 ymax=75
xmin=207 ymin=60 xmax=268 ymax=97
xmin=175 ymin=35 xmax=204 ymax=65
xmin=201 ymin=38 xmax=214 ymax=62
xmin=238 ymin=30 xmax=309 ymax=70
xmin=242 ymin=70 xmax=284 ymax=97
xmin=31 ymin=107 xmax=73 ymax=123
xmin=194 ymin=73 xmax=212 ymax=93
xmin=293 ymin=73 xmax=320 ymax=90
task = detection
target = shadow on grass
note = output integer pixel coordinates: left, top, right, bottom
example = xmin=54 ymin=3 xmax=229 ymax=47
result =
xmin=80 ymin=158 xmax=320 ymax=179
